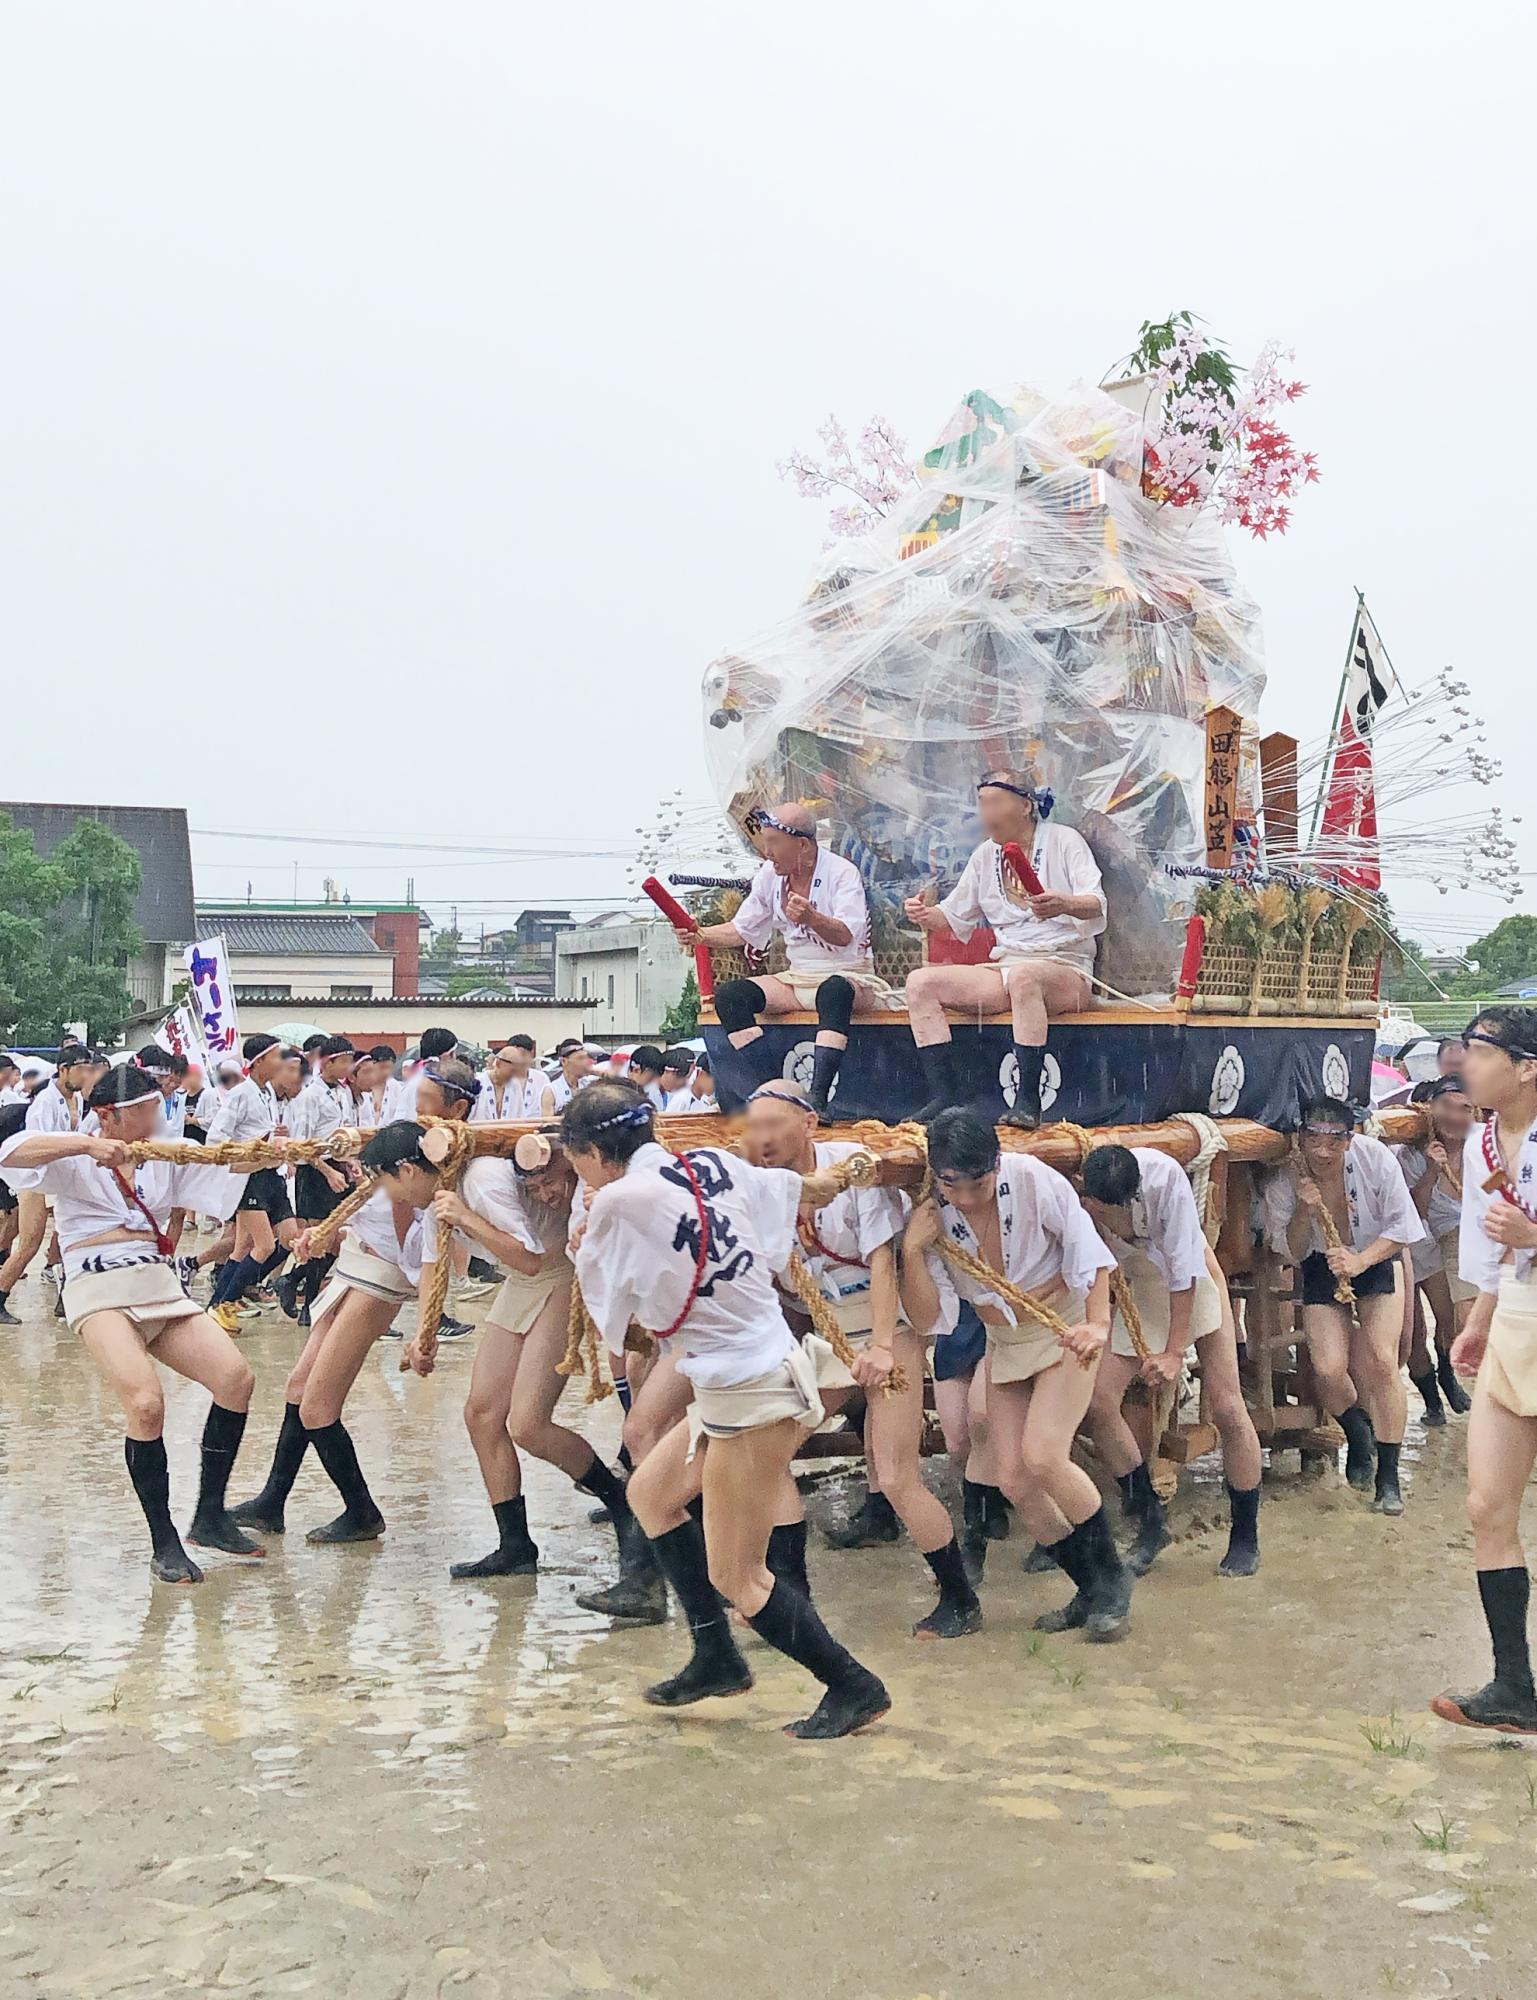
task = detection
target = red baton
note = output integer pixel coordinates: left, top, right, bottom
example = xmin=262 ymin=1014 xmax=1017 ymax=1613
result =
xmin=1001 ymin=842 xmax=1044 ymax=898
xmin=1176 ymin=914 xmax=1207 ymax=1000
xmin=642 ymin=876 xmax=716 ymax=1002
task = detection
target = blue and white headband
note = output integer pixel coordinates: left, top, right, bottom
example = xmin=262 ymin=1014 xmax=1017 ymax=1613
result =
xmin=422 ymin=1061 xmax=481 ymax=1105
xmin=590 ymin=1100 xmax=655 ymax=1134
xmin=978 ymin=778 xmax=1054 ymax=818
xmin=751 ymin=809 xmax=816 ymax=841
xmin=748 ymin=1085 xmax=813 ymax=1110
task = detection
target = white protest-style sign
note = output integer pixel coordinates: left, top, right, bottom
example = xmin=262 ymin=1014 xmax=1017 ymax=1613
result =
xmin=184 ymin=937 xmax=241 ymax=1068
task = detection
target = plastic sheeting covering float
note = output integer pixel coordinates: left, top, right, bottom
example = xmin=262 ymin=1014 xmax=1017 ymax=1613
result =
xmin=704 ymin=381 xmax=1267 ymax=996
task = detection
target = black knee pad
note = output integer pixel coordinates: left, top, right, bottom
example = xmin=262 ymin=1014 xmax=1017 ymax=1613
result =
xmin=715 ymin=978 xmax=767 ymax=1033
xmin=815 ymin=975 xmax=856 ymax=1036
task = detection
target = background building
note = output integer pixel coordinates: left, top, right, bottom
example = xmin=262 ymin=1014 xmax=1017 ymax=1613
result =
xmin=234 ymin=994 xmax=596 ymax=1055
xmin=197 ymin=899 xmax=425 ymax=999
xmin=555 ymin=912 xmax=689 ymax=1038
xmin=1 ymin=800 xmax=194 ymax=1014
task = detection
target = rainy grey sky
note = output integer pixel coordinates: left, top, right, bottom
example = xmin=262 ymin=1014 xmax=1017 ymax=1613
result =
xmin=3 ymin=3 xmax=1529 ymax=954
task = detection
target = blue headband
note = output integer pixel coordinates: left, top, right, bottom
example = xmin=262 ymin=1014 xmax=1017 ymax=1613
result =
xmin=754 ymin=810 xmax=816 ymax=841
xmin=423 ymin=1062 xmax=481 ymax=1104
xmin=590 ymin=1100 xmax=655 ymax=1134
xmin=978 ymin=779 xmax=1054 ymax=818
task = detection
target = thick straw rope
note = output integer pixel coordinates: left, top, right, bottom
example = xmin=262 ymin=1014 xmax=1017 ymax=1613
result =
xmin=784 ymin=1249 xmax=908 ymax=1395
xmin=891 ymin=1121 xmax=1095 ymax=1371
xmin=403 ymin=1119 xmax=477 ymax=1371
xmin=1290 ymin=1140 xmax=1356 ymax=1306
xmin=1173 ymin=1112 xmax=1228 ymax=1245
xmin=123 ymin=1130 xmax=366 ymax=1170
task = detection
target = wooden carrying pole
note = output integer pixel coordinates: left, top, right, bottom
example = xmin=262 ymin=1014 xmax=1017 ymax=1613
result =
xmin=126 ymin=1106 xmax=1430 ymax=1198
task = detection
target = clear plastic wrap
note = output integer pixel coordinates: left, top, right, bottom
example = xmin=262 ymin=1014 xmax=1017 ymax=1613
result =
xmin=703 ymin=381 xmax=1266 ymax=995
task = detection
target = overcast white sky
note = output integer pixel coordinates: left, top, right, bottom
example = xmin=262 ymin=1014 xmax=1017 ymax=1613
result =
xmin=3 ymin=4 xmax=1530 ymax=952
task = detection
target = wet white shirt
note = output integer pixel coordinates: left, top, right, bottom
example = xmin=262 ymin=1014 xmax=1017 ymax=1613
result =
xmin=393 ymin=1069 xmax=426 ymax=1121
xmin=344 ymin=1186 xmax=428 ymax=1284
xmin=355 ymin=1079 xmax=401 ymax=1131
xmin=1096 ymin=1148 xmax=1209 ymax=1292
xmin=549 ymin=1070 xmax=595 ymax=1113
xmin=1262 ymin=1136 xmax=1425 ymax=1262
xmin=291 ymin=1074 xmax=350 ymax=1148
xmin=794 ymin=1140 xmax=909 ymax=1309
xmin=1395 ymin=1143 xmax=1465 ymax=1280
xmin=192 ymin=1083 xmax=229 ymax=1129
xmin=939 ymin=825 xmax=1105 ymax=975
xmin=577 ymin=1141 xmax=801 ymax=1385
xmin=206 ymin=1078 xmax=277 ymax=1145
xmin=26 ymin=1080 xmax=84 ymax=1135
xmin=731 ymin=848 xmax=873 ymax=979
xmin=473 ymin=1071 xmax=555 ymax=1122
xmin=419 ymin=1155 xmax=567 ymax=1266
xmin=1459 ymin=1115 xmax=1537 ymax=1293
xmin=0 ymin=1134 xmax=243 ymax=1279
xmin=921 ymin=1154 xmax=1116 ymax=1336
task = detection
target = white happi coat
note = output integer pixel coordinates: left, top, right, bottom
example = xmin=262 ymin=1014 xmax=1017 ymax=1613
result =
xmin=1262 ymin=1136 xmax=1425 ymax=1262
xmin=940 ymin=824 xmax=1105 ymax=975
xmin=577 ymin=1141 xmax=801 ymax=1385
xmin=921 ymin=1153 xmax=1115 ymax=1335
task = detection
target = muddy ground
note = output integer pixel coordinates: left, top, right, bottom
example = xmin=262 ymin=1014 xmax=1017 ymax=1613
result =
xmin=2 ymin=1273 xmax=1535 ymax=2000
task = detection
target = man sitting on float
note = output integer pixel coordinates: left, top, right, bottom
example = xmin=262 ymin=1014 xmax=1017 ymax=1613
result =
xmin=694 ymin=802 xmax=891 ymax=1123
xmin=903 ymin=770 xmax=1105 ymax=1130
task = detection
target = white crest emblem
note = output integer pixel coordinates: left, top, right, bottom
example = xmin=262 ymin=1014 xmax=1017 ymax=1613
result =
xmin=1000 ymin=1050 xmax=1061 ymax=1113
xmin=1321 ymin=1042 xmax=1351 ymax=1101
xmin=782 ymin=1041 xmax=817 ymax=1090
xmin=1209 ymin=1045 xmax=1245 ymax=1116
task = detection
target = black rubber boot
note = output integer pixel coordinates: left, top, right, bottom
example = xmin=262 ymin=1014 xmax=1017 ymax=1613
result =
xmin=1431 ymin=1568 xmax=1537 ymax=1734
xmin=1437 ymin=1348 xmax=1473 ymax=1415
xmin=1001 ymin=1043 xmax=1045 ymax=1131
xmin=641 ymin=1519 xmax=753 ymax=1707
xmin=807 ymin=1044 xmax=847 ymax=1126
xmin=450 ymin=1496 xmax=540 ymax=1578
xmin=1021 ymin=1541 xmax=1061 ymax=1574
xmin=913 ymin=1536 xmax=983 ymax=1639
xmin=1218 ymin=1482 xmax=1261 ymax=1578
xmin=1373 ymin=1440 xmax=1404 ymax=1516
xmin=1339 ymin=1403 xmax=1376 ymax=1490
xmin=1032 ymin=1523 xmax=1090 ymax=1634
xmin=825 ymin=1489 xmax=900 ymax=1550
xmin=0 ymin=1289 xmax=18 ymax=1325
xmin=961 ymin=1479 xmax=989 ymax=1582
xmin=913 ymin=1041 xmax=961 ymax=1124
xmin=303 ymin=1419 xmax=385 ymax=1543
xmin=188 ymin=1404 xmax=266 ymax=1556
xmin=1411 ymin=1369 xmax=1447 ymax=1428
xmin=576 ymin=1494 xmax=668 ymax=1623
xmin=231 ymin=1401 xmax=309 ymax=1535
xmin=747 ymin=1577 xmax=890 ymax=1739
xmin=981 ymin=1484 xmax=1012 ymax=1540
xmin=1079 ymin=1505 xmax=1134 ymax=1642
xmin=1121 ymin=1462 xmax=1172 ymax=1577
xmin=125 ymin=1436 xmax=202 ymax=1584
xmin=275 ymin=1268 xmax=302 ymax=1321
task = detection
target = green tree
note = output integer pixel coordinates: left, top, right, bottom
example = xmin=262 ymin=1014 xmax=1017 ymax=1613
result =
xmin=0 ymin=812 xmax=141 ymax=1043
xmin=658 ymin=971 xmax=700 ymax=1043
xmin=447 ymin=970 xmax=508 ymax=998
xmin=1464 ymin=916 xmax=1537 ymax=991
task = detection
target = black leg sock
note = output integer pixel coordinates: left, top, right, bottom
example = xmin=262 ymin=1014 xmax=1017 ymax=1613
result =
xmin=124 ymin=1436 xmax=201 ymax=1582
xmin=767 ymin=1520 xmax=811 ymax=1598
xmin=749 ymin=1575 xmax=888 ymax=1737
xmin=825 ymin=1486 xmax=900 ymax=1549
xmin=1412 ymin=1369 xmax=1446 ymax=1425
xmin=914 ymin=1041 xmax=958 ymax=1121
xmin=451 ymin=1495 xmax=539 ymax=1578
xmin=1374 ymin=1439 xmax=1404 ymax=1512
xmin=575 ymin=1452 xmax=630 ymax=1519
xmin=575 ymin=1452 xmax=652 ymax=1570
xmin=1003 ymin=1043 xmax=1046 ymax=1128
xmin=304 ymin=1419 xmax=384 ymax=1542
xmin=1033 ymin=1519 xmax=1094 ymax=1631
xmin=232 ymin=1402 xmax=308 ymax=1530
xmin=1437 ymin=1348 xmax=1472 ymax=1414
xmin=1123 ymin=1461 xmax=1172 ymax=1575
xmin=1219 ymin=1482 xmax=1261 ymax=1577
xmin=641 ymin=1519 xmax=751 ymax=1707
xmin=256 ymin=1245 xmax=289 ymax=1282
xmin=1080 ymin=1505 xmax=1134 ymax=1640
xmin=915 ymin=1535 xmax=982 ymax=1639
xmin=1339 ymin=1403 xmax=1376 ymax=1488
xmin=808 ymin=1043 xmax=846 ymax=1120
xmin=302 ymin=1255 xmax=333 ymax=1308
xmin=1480 ymin=1567 xmax=1536 ymax=1696
xmin=190 ymin=1405 xmax=265 ymax=1554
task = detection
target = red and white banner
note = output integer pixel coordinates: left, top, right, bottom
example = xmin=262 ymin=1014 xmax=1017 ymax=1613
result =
xmin=154 ymin=1003 xmax=205 ymax=1070
xmin=184 ymin=936 xmax=241 ymax=1069
xmin=1317 ymin=604 xmax=1391 ymax=890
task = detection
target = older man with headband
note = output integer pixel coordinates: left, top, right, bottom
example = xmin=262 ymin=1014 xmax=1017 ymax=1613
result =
xmin=904 ymin=771 xmax=1105 ymax=1130
xmin=695 ymin=802 xmax=889 ymax=1123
